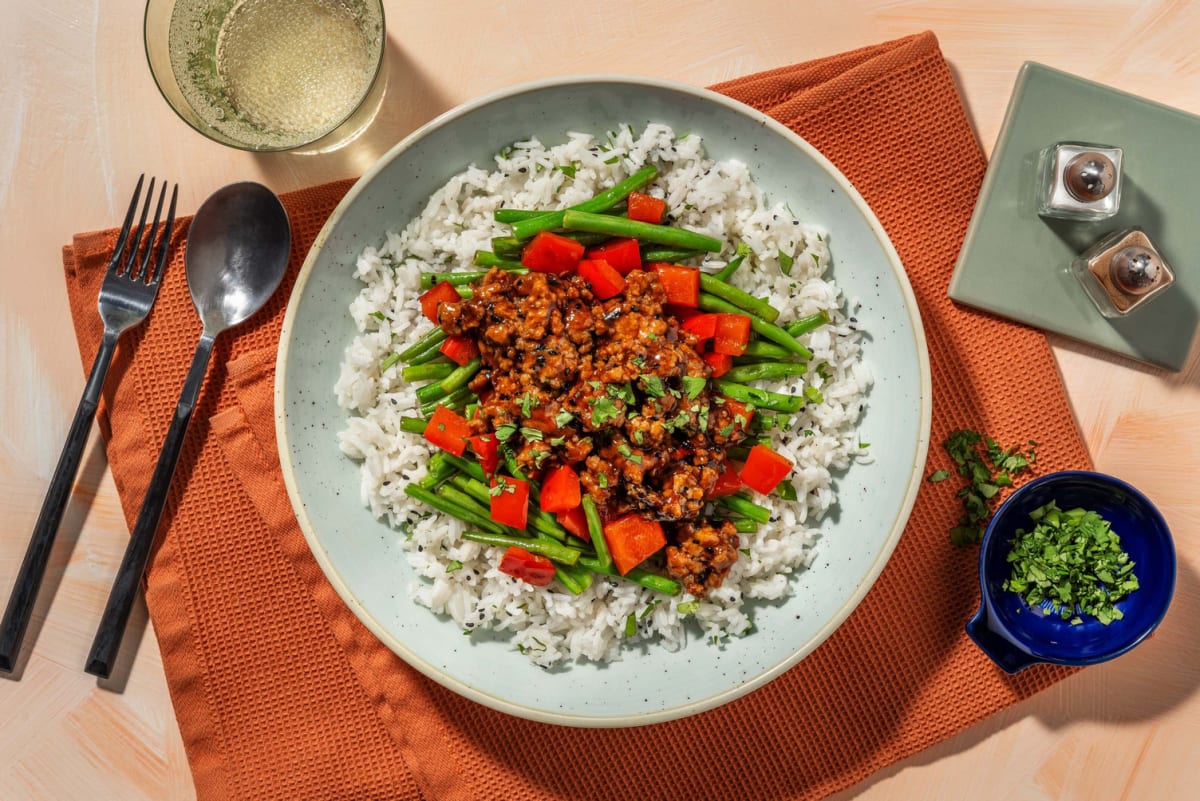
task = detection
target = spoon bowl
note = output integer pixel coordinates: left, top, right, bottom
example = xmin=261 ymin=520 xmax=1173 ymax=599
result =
xmin=185 ymin=182 xmax=292 ymax=332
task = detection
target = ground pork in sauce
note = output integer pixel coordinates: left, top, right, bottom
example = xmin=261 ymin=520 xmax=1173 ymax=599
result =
xmin=438 ymin=267 xmax=749 ymax=596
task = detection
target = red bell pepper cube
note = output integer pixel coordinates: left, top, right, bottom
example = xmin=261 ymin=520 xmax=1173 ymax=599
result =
xmin=585 ymin=238 xmax=642 ymax=275
xmin=707 ymin=458 xmax=743 ymax=498
xmin=423 ymin=405 xmax=470 ymax=456
xmin=739 ymin=444 xmax=795 ymax=495
xmin=439 ymin=334 xmax=479 ymax=366
xmin=681 ymin=313 xmax=719 ymax=340
xmin=555 ymin=506 xmax=590 ymax=541
xmin=650 ymin=263 xmax=699 ymax=307
xmin=418 ymin=281 xmax=462 ymax=324
xmin=576 ymin=258 xmax=626 ymax=300
xmin=498 ymin=546 xmax=556 ymax=587
xmin=702 ymin=351 xmax=732 ymax=377
xmin=603 ymin=514 xmax=667 ymax=576
xmin=490 ymin=475 xmax=530 ymax=530
xmin=627 ymin=191 xmax=667 ymax=224
xmin=713 ymin=313 xmax=751 ymax=356
xmin=721 ymin=397 xmax=755 ymax=433
xmin=520 ymin=231 xmax=585 ymax=275
xmin=540 ymin=464 xmax=582 ymax=513
xmin=468 ymin=433 xmax=500 ymax=475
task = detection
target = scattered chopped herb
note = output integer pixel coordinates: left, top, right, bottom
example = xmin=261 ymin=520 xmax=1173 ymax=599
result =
xmin=495 ymin=423 xmax=517 ymax=442
xmin=598 ymin=473 xmax=609 ymax=489
xmin=446 ymin=560 xmax=463 ymax=573
xmin=681 ymin=375 xmax=706 ymax=399
xmin=624 ymin=613 xmax=637 ymax=637
xmin=607 ymin=382 xmax=636 ymax=404
xmin=632 ymin=429 xmax=645 ymax=445
xmin=778 ymin=249 xmax=795 ymax=276
xmin=616 ymin=443 xmax=643 ymax=464
xmin=640 ymin=374 xmax=666 ymax=398
xmin=554 ymin=410 xmax=575 ymax=427
xmin=811 ymin=253 xmax=820 ymax=266
xmin=603 ymin=155 xmax=620 ymax=165
xmin=934 ymin=429 xmax=1038 ymax=546
xmin=489 ymin=476 xmax=515 ymax=496
xmin=803 ymin=386 xmax=824 ymax=404
xmin=639 ymin=599 xmax=660 ymax=619
xmin=590 ymin=397 xmax=620 ymax=426
xmin=555 ymin=162 xmax=579 ymax=178
xmin=677 ymin=600 xmax=700 ymax=615
xmin=719 ymin=424 xmax=735 ymax=437
xmin=548 ymin=436 xmax=566 ymax=447
xmin=520 ymin=426 xmax=544 ymax=442
xmin=1002 ymin=501 xmax=1138 ymax=625
xmin=519 ymin=392 xmax=537 ymax=417
xmin=739 ymin=547 xmax=751 ymax=557
xmin=368 ymin=311 xmax=386 ymax=321
xmin=927 ymin=470 xmax=951 ymax=483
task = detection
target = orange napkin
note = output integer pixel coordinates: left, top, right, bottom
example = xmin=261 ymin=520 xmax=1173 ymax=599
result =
xmin=62 ymin=31 xmax=1090 ymax=801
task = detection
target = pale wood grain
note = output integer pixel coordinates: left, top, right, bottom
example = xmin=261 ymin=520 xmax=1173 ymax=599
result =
xmin=2 ymin=1 xmax=1199 ymax=798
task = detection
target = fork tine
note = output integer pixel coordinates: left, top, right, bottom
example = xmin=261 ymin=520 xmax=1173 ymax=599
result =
xmin=106 ymin=174 xmax=145 ymax=274
xmin=122 ymin=177 xmax=156 ymax=278
xmin=135 ymin=181 xmax=169 ymax=283
xmin=149 ymin=184 xmax=179 ymax=285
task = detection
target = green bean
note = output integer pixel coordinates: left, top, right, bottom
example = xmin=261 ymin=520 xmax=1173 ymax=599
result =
xmin=712 ymin=242 xmax=751 ymax=282
xmin=472 ymin=250 xmax=528 ymax=270
xmin=581 ymin=495 xmax=611 ymax=571
xmin=578 ymin=556 xmax=680 ymax=596
xmin=730 ymin=518 xmax=759 ymax=534
xmin=416 ymin=381 xmax=448 ymax=404
xmin=461 ymin=530 xmax=580 ymax=565
xmin=449 ymin=474 xmax=567 ymax=543
xmin=722 ymin=362 xmax=809 ymax=384
xmin=492 ymin=231 xmax=609 ymax=259
xmin=785 ymin=310 xmax=830 ymax=338
xmin=420 ymin=271 xmax=489 ymax=290
xmin=420 ymin=386 xmax=475 ymax=418
xmin=724 ymin=445 xmax=751 ymax=462
xmin=380 ymin=352 xmax=402 ymax=372
xmin=509 ymin=165 xmax=659 ymax=240
xmin=698 ymin=293 xmax=813 ymax=359
xmin=440 ymin=452 xmax=486 ymax=484
xmin=561 ymin=210 xmax=722 ymax=252
xmin=698 ymin=272 xmax=781 ymax=322
xmin=642 ymin=247 xmax=703 ymax=263
xmin=399 ymin=416 xmax=428 ymax=435
xmin=774 ymin=481 xmax=798 ymax=502
xmin=441 ymin=357 xmax=482 ymax=394
xmin=742 ymin=340 xmax=796 ymax=361
xmin=714 ymin=380 xmax=804 ymax=413
xmin=415 ymin=452 xmax=456 ymax=489
xmin=495 ymin=206 xmax=625 ymax=224
xmin=717 ymin=493 xmax=771 ymax=523
xmin=404 ymin=483 xmax=501 ymax=534
xmin=554 ymin=562 xmax=594 ymax=594
xmin=401 ymin=362 xmax=455 ymax=383
xmin=399 ymin=326 xmax=447 ymax=362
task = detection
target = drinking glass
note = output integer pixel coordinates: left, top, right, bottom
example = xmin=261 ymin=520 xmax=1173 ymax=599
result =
xmin=144 ymin=0 xmax=386 ymax=153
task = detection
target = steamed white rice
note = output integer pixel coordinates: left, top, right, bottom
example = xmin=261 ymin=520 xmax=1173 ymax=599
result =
xmin=335 ymin=124 xmax=871 ymax=666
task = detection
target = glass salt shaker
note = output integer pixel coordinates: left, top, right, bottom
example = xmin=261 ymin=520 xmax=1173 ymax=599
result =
xmin=1037 ymin=142 xmax=1123 ymax=221
xmin=1071 ymin=227 xmax=1175 ymax=317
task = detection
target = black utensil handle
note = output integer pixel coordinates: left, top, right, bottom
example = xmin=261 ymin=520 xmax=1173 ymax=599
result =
xmin=85 ymin=333 xmax=215 ymax=679
xmin=0 ymin=334 xmax=118 ymax=673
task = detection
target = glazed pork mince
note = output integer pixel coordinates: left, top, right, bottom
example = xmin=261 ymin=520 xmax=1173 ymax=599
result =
xmin=336 ymin=124 xmax=872 ymax=665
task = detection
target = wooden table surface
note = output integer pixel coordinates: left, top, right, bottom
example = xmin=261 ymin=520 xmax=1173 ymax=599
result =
xmin=3 ymin=1 xmax=1199 ymax=798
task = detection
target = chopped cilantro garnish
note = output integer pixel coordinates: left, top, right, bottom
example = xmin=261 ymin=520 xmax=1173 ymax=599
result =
xmin=607 ymin=382 xmax=636 ymax=404
xmin=803 ymin=386 xmax=824 ymax=404
xmin=590 ymin=397 xmax=620 ymax=426
xmin=927 ymin=470 xmax=951 ymax=483
xmin=616 ymin=443 xmax=642 ymax=464
xmin=598 ymin=473 xmax=609 ymax=489
xmin=446 ymin=560 xmax=463 ymax=573
xmin=778 ymin=249 xmax=795 ymax=276
xmin=604 ymin=155 xmax=620 ymax=165
xmin=681 ymin=375 xmax=706 ymax=400
xmin=624 ymin=613 xmax=637 ymax=637
xmin=495 ymin=423 xmax=517 ymax=442
xmin=520 ymin=426 xmax=544 ymax=442
xmin=640 ymin=374 xmax=666 ymax=398
xmin=368 ymin=310 xmax=386 ymax=321
xmin=934 ymin=429 xmax=1038 ymax=546
xmin=677 ymin=600 xmax=699 ymax=615
xmin=1002 ymin=501 xmax=1138 ymax=624
xmin=519 ymin=392 xmax=537 ymax=417
xmin=554 ymin=410 xmax=575 ymax=428
xmin=555 ymin=162 xmax=579 ymax=178
xmin=639 ymin=599 xmax=659 ymax=619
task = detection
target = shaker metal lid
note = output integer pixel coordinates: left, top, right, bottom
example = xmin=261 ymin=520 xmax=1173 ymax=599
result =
xmin=1064 ymin=152 xmax=1116 ymax=202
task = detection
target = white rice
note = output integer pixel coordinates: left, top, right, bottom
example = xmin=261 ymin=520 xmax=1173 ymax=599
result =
xmin=335 ymin=124 xmax=871 ymax=666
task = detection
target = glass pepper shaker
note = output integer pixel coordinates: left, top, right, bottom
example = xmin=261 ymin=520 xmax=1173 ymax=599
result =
xmin=1037 ymin=142 xmax=1123 ymax=221
xmin=1071 ymin=227 xmax=1175 ymax=317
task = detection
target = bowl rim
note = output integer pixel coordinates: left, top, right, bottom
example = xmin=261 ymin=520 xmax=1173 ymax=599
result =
xmin=976 ymin=469 xmax=1177 ymax=666
xmin=274 ymin=73 xmax=933 ymax=726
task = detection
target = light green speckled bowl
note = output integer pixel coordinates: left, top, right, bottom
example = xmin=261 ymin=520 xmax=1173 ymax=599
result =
xmin=275 ymin=76 xmax=931 ymax=727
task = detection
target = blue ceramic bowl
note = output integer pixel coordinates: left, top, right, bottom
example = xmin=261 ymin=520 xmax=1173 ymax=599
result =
xmin=967 ymin=470 xmax=1175 ymax=672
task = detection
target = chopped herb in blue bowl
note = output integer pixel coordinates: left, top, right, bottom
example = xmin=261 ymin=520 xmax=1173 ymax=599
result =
xmin=966 ymin=470 xmax=1175 ymax=672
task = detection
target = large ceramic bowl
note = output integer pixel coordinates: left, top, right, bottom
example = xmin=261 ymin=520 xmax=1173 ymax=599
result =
xmin=276 ymin=76 xmax=932 ymax=726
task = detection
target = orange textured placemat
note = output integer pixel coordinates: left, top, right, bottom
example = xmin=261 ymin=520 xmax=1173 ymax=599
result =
xmin=62 ymin=31 xmax=1090 ymax=801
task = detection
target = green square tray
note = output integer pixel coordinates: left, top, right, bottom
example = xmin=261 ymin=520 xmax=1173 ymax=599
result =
xmin=949 ymin=62 xmax=1199 ymax=371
